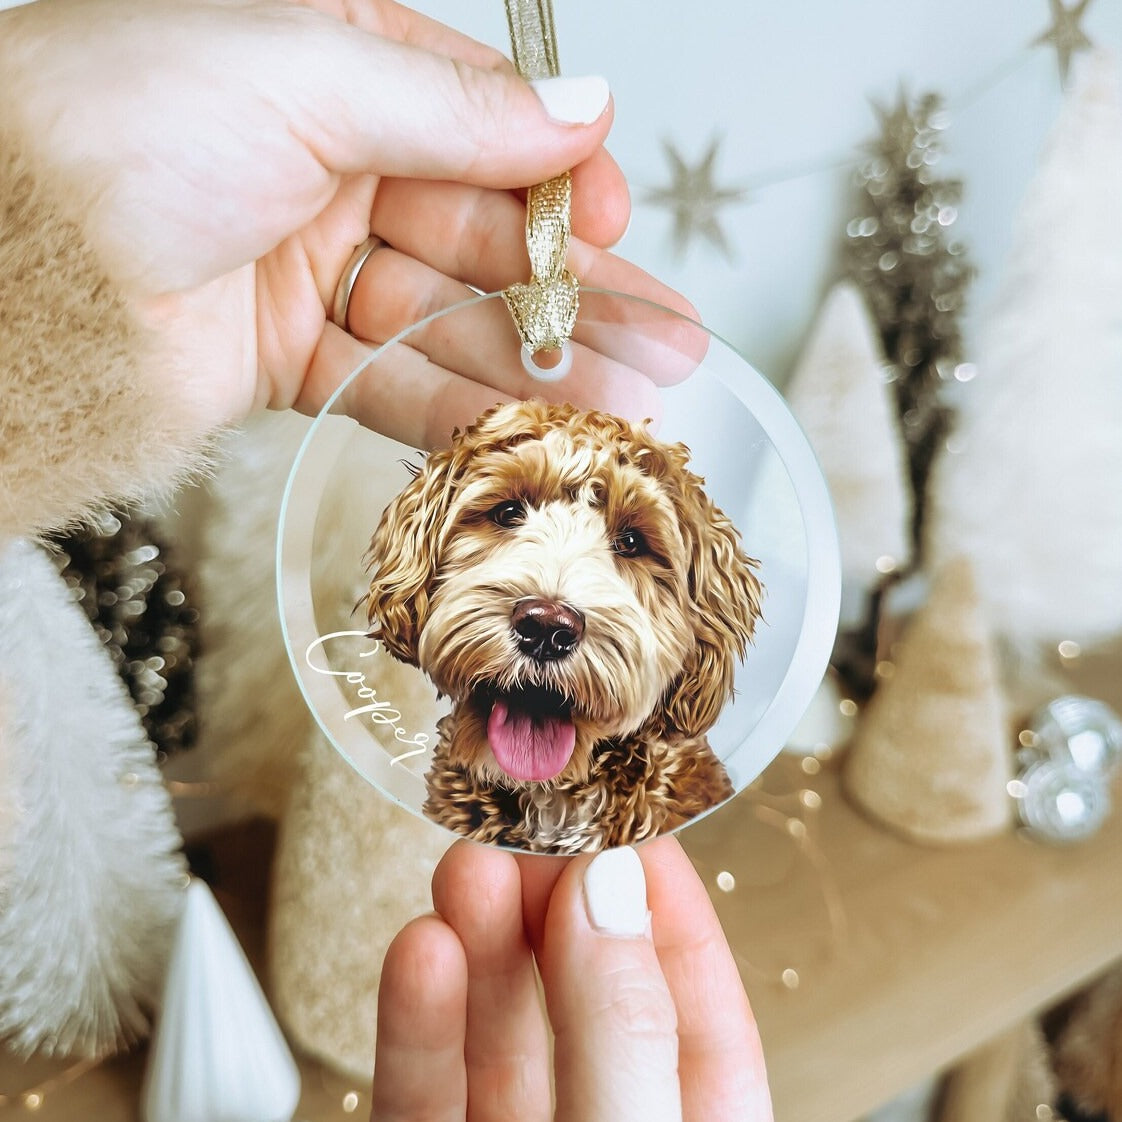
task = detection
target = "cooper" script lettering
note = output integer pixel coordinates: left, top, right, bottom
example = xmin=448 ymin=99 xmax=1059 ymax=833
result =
xmin=304 ymin=630 xmax=430 ymax=761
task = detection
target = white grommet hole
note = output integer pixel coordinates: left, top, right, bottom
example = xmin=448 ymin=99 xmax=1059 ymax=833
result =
xmin=521 ymin=340 xmax=573 ymax=382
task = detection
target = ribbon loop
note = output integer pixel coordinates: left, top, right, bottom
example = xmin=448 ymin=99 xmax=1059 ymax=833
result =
xmin=502 ymin=0 xmax=579 ymax=371
xmin=524 ymin=174 xmax=572 ymax=278
xmin=504 ymin=272 xmax=580 ymax=356
xmin=502 ymin=171 xmax=578 ymax=355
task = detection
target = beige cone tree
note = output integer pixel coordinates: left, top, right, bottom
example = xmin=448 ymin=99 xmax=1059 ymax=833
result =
xmin=268 ymin=731 xmax=450 ymax=1081
xmin=843 ymin=556 xmax=1013 ymax=844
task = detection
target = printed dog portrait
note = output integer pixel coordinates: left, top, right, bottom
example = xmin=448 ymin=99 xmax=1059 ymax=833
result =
xmin=363 ymin=399 xmax=763 ymax=854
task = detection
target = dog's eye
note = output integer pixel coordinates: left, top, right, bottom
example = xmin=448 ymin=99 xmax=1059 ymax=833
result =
xmin=489 ymin=499 xmax=527 ymax=528
xmin=613 ymin=528 xmax=648 ymax=558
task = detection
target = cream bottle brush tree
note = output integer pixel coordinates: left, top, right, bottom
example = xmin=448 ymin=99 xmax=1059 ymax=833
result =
xmin=782 ymin=281 xmax=912 ymax=632
xmin=927 ymin=51 xmax=1122 ymax=656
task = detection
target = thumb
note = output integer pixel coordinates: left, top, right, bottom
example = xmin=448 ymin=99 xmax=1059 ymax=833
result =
xmin=539 ymin=847 xmax=683 ymax=1122
xmin=286 ymin=13 xmax=612 ymax=187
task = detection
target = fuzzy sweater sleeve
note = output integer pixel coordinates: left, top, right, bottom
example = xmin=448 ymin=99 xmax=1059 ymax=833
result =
xmin=0 ymin=123 xmax=217 ymax=540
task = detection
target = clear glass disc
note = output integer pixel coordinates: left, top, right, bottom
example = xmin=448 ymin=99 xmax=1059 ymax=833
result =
xmin=277 ymin=289 xmax=840 ymax=851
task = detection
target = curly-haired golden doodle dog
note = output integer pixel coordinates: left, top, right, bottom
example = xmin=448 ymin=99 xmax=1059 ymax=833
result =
xmin=364 ymin=400 xmax=763 ymax=853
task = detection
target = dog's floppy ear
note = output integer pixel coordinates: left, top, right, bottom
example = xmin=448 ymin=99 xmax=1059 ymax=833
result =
xmin=363 ymin=448 xmax=458 ymax=665
xmin=662 ymin=473 xmax=763 ymax=737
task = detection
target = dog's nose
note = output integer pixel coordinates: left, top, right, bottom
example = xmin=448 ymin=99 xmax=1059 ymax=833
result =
xmin=511 ymin=598 xmax=585 ymax=662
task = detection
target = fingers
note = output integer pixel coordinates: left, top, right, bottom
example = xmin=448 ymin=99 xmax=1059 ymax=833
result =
xmin=369 ymin=156 xmax=630 ymax=275
xmin=513 ymin=851 xmax=570 ymax=957
xmin=532 ymin=841 xmax=772 ymax=1122
xmin=641 ymin=838 xmax=773 ymax=1122
xmin=329 ymin=0 xmax=513 ymax=73
xmin=371 ymin=914 xmax=469 ymax=1122
xmin=371 ymin=841 xmax=769 ymax=1122
xmin=318 ymin=3 xmax=630 ymax=243
xmin=357 ymin=169 xmax=703 ymax=398
xmin=294 ymin=318 xmax=622 ymax=452
xmin=538 ymin=848 xmax=684 ymax=1122
xmin=304 ymin=322 xmax=664 ymax=451
xmin=288 ymin=322 xmax=505 ymax=449
xmin=345 ymin=252 xmax=664 ymax=419
xmin=280 ymin=12 xmax=614 ymax=188
xmin=296 ymin=279 xmax=703 ymax=449
xmin=571 ymin=148 xmax=632 ymax=247
xmin=431 ymin=841 xmax=552 ymax=1122
xmin=365 ymin=176 xmax=682 ymax=315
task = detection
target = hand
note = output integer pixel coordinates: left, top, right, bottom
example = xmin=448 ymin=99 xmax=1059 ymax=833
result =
xmin=373 ymin=837 xmax=772 ymax=1122
xmin=2 ymin=0 xmax=696 ymax=449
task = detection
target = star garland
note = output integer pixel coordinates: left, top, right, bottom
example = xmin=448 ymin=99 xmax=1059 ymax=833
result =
xmin=642 ymin=1 xmax=1098 ymax=258
xmin=1034 ymin=0 xmax=1095 ymax=85
xmin=644 ymin=137 xmax=749 ymax=260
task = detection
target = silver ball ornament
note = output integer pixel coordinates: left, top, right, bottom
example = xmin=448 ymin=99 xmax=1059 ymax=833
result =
xmin=1027 ymin=695 xmax=1122 ymax=775
xmin=1011 ymin=758 xmax=1112 ymax=844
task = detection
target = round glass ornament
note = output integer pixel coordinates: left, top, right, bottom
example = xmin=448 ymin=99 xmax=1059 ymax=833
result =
xmin=277 ymin=289 xmax=840 ymax=852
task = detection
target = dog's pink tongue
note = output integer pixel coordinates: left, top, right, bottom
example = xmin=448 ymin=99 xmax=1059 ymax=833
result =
xmin=487 ymin=700 xmax=576 ymax=782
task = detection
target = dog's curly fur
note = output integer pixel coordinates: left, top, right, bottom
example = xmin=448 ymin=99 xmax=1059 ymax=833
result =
xmin=364 ymin=400 xmax=763 ymax=853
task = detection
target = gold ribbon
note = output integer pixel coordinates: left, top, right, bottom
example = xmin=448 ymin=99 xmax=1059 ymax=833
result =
xmin=504 ymin=0 xmax=560 ymax=80
xmin=502 ymin=0 xmax=579 ymax=362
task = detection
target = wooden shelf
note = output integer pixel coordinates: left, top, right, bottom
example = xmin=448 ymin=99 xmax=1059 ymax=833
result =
xmin=5 ymin=726 xmax=1122 ymax=1121
xmin=682 ymin=757 xmax=1122 ymax=1122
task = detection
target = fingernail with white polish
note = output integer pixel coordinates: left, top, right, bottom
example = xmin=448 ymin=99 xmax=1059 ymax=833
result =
xmin=531 ymin=75 xmax=611 ymax=125
xmin=583 ymin=846 xmax=650 ymax=938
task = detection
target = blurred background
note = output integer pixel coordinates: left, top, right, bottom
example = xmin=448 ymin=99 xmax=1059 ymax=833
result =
xmin=415 ymin=0 xmax=1122 ymax=384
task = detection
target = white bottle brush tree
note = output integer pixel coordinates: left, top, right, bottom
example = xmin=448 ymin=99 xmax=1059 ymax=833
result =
xmin=782 ymin=281 xmax=913 ymax=634
xmin=927 ymin=51 xmax=1122 ymax=656
xmin=0 ymin=539 xmax=186 ymax=1058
